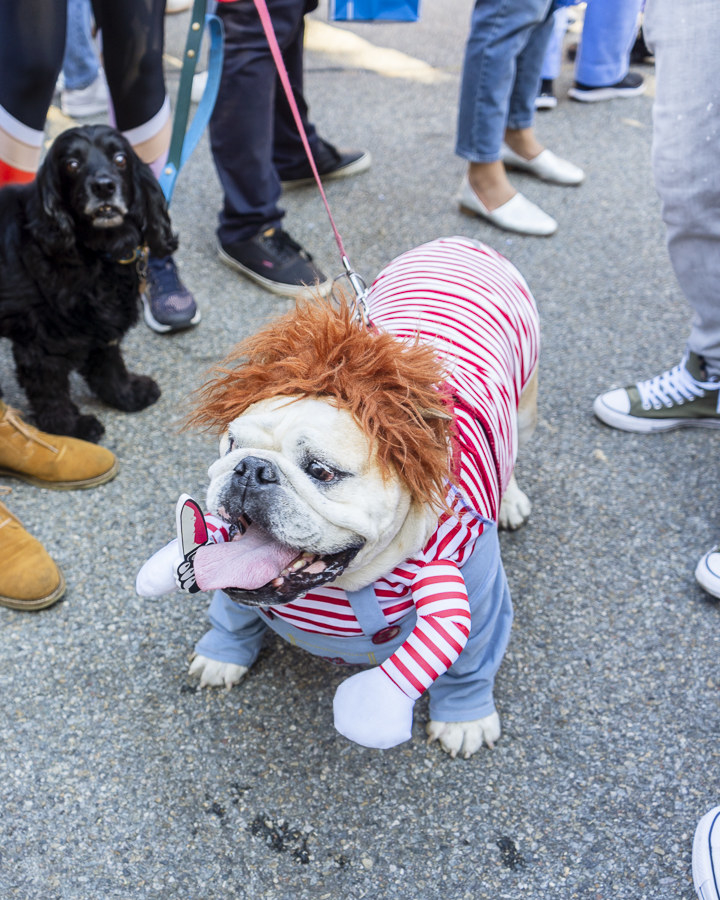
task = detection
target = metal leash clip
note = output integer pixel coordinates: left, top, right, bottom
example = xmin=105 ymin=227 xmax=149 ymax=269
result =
xmin=332 ymin=255 xmax=372 ymax=328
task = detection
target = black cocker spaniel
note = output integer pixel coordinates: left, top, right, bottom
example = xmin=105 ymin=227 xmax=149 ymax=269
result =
xmin=0 ymin=124 xmax=177 ymax=442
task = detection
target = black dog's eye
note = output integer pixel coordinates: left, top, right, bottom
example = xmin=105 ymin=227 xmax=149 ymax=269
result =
xmin=65 ymin=158 xmax=80 ymax=175
xmin=306 ymin=460 xmax=336 ymax=483
xmin=113 ymin=152 xmax=127 ymax=170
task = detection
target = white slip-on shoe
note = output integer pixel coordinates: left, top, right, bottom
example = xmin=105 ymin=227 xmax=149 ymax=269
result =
xmin=696 ymin=548 xmax=720 ymax=600
xmin=693 ymin=806 xmax=720 ymax=900
xmin=502 ymin=146 xmax=585 ymax=185
xmin=457 ymin=176 xmax=557 ymax=236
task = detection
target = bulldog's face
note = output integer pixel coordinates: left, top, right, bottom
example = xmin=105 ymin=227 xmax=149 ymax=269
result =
xmin=204 ymin=395 xmax=436 ymax=605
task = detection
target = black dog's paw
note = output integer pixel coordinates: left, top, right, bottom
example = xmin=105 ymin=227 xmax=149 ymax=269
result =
xmin=35 ymin=411 xmax=105 ymax=443
xmin=110 ymin=374 xmax=161 ymax=412
xmin=74 ymin=414 xmax=106 ymax=443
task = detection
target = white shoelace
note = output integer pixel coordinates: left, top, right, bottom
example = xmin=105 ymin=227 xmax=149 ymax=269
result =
xmin=636 ymin=356 xmax=709 ymax=410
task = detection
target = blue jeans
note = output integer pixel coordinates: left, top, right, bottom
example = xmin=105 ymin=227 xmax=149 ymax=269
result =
xmin=643 ymin=0 xmax=720 ymax=374
xmin=62 ymin=0 xmax=99 ymax=91
xmin=541 ymin=6 xmax=569 ymax=81
xmin=575 ymin=0 xmax=644 ymax=87
xmin=456 ymin=0 xmax=555 ymax=163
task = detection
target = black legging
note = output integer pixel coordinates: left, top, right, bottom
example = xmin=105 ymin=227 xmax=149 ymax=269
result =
xmin=0 ymin=0 xmax=166 ymax=133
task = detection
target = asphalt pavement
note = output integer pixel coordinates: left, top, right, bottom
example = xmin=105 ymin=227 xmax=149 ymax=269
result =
xmin=1 ymin=3 xmax=718 ymax=899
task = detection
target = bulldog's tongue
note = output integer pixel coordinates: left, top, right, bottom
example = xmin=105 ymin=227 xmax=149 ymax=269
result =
xmin=193 ymin=525 xmax=298 ymax=591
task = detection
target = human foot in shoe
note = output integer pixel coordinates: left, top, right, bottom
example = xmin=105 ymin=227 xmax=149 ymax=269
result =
xmin=593 ymin=352 xmax=720 ymax=433
xmin=0 ymin=403 xmax=118 ymax=489
xmin=696 ymin=548 xmax=720 ymax=600
xmin=142 ymin=255 xmax=200 ymax=334
xmin=503 ymin=127 xmax=584 ymax=185
xmin=0 ymin=498 xmax=65 ymax=610
xmin=279 ymin=138 xmax=371 ymax=189
xmin=458 ymin=162 xmax=557 ymax=237
xmin=217 ymin=227 xmax=331 ymax=297
xmin=693 ymin=806 xmax=720 ymax=900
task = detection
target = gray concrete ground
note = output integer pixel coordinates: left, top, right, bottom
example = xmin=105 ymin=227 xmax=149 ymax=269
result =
xmin=1 ymin=3 xmax=718 ymax=898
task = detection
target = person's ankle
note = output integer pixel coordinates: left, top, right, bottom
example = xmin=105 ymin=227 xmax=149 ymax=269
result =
xmin=504 ymin=128 xmax=545 ymax=161
xmin=467 ymin=163 xmax=516 ymax=211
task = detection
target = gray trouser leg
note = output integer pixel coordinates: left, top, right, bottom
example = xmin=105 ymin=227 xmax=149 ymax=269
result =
xmin=644 ymin=0 xmax=720 ymax=374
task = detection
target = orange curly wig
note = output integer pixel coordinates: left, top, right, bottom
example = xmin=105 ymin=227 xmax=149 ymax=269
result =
xmin=187 ymin=297 xmax=457 ymax=510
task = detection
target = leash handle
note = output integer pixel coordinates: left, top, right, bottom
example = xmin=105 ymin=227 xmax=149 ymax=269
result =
xmin=159 ymin=0 xmax=224 ymax=204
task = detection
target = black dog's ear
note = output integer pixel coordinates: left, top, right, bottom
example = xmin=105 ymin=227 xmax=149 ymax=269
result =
xmin=133 ymin=159 xmax=178 ymax=258
xmin=32 ymin=154 xmax=77 ymax=255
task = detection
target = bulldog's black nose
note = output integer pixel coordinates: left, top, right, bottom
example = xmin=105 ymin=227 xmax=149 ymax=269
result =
xmin=233 ymin=456 xmax=279 ymax=485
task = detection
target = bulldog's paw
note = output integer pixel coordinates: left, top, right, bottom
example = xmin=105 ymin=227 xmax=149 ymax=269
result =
xmin=498 ymin=474 xmax=531 ymax=531
xmin=426 ymin=712 xmax=501 ymax=758
xmin=188 ymin=654 xmax=248 ymax=689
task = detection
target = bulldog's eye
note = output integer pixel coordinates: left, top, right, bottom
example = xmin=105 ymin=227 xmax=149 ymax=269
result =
xmin=224 ymin=435 xmax=236 ymax=455
xmin=306 ymin=460 xmax=335 ymax=483
xmin=113 ymin=152 xmax=127 ymax=169
xmin=66 ymin=158 xmax=80 ymax=175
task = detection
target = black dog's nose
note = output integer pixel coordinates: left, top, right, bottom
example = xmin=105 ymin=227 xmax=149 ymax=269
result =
xmin=233 ymin=456 xmax=279 ymax=485
xmin=90 ymin=175 xmax=116 ymax=200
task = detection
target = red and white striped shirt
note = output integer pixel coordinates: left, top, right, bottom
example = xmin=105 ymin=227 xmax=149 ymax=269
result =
xmin=220 ymin=238 xmax=539 ymax=699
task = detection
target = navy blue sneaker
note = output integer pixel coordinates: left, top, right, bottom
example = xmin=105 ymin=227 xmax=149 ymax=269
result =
xmin=279 ymin=139 xmax=371 ymax=189
xmin=142 ymin=255 xmax=200 ymax=333
xmin=217 ymin=227 xmax=331 ymax=297
xmin=568 ymin=72 xmax=645 ymax=103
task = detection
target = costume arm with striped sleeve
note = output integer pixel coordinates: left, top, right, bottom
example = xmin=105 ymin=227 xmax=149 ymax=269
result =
xmin=380 ymin=560 xmax=471 ymax=698
xmin=333 ymin=560 xmax=471 ymax=749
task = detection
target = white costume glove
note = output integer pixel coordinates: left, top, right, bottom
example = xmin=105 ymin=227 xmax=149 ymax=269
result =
xmin=135 ymin=539 xmax=182 ymax=597
xmin=333 ymin=666 xmax=415 ymax=749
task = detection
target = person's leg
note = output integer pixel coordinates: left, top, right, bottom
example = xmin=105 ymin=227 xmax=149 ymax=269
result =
xmin=0 ymin=0 xmax=66 ymax=185
xmin=271 ymin=0 xmax=370 ymax=186
xmin=61 ymin=0 xmax=108 ymax=118
xmin=540 ymin=6 xmax=568 ymax=81
xmin=646 ymin=0 xmax=720 ymax=375
xmin=535 ymin=6 xmax=568 ymax=109
xmin=271 ymin=0 xmax=321 ymax=173
xmin=456 ymin=0 xmax=553 ymax=226
xmin=593 ymin=0 xmax=720 ymax=432
xmin=507 ymin=1 xmax=554 ymax=124
xmin=211 ymin=0 xmax=305 ymax=244
xmin=93 ymin=0 xmax=198 ymax=332
xmin=455 ymin=0 xmax=576 ymax=235
xmin=62 ymin=0 xmax=99 ymax=91
xmin=93 ymin=0 xmax=169 ymax=173
xmin=456 ymin=0 xmax=552 ymax=167
xmin=574 ymin=0 xmax=644 ymax=88
xmin=210 ymin=0 xmax=331 ymax=296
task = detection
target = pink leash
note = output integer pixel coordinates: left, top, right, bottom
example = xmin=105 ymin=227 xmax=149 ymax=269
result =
xmin=251 ymin=0 xmax=370 ymax=321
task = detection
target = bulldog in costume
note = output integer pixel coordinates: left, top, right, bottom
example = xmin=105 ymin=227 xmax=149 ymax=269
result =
xmin=137 ymin=236 xmax=540 ymax=758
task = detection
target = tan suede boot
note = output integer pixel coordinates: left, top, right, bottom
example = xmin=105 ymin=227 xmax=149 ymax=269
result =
xmin=0 ymin=403 xmax=118 ymax=489
xmin=0 ymin=500 xmax=65 ymax=610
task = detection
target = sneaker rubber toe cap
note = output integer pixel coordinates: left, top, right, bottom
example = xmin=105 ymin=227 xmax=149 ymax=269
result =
xmin=693 ymin=806 xmax=720 ymax=900
xmin=695 ymin=549 xmax=720 ymax=599
xmin=593 ymin=388 xmax=631 ymax=419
